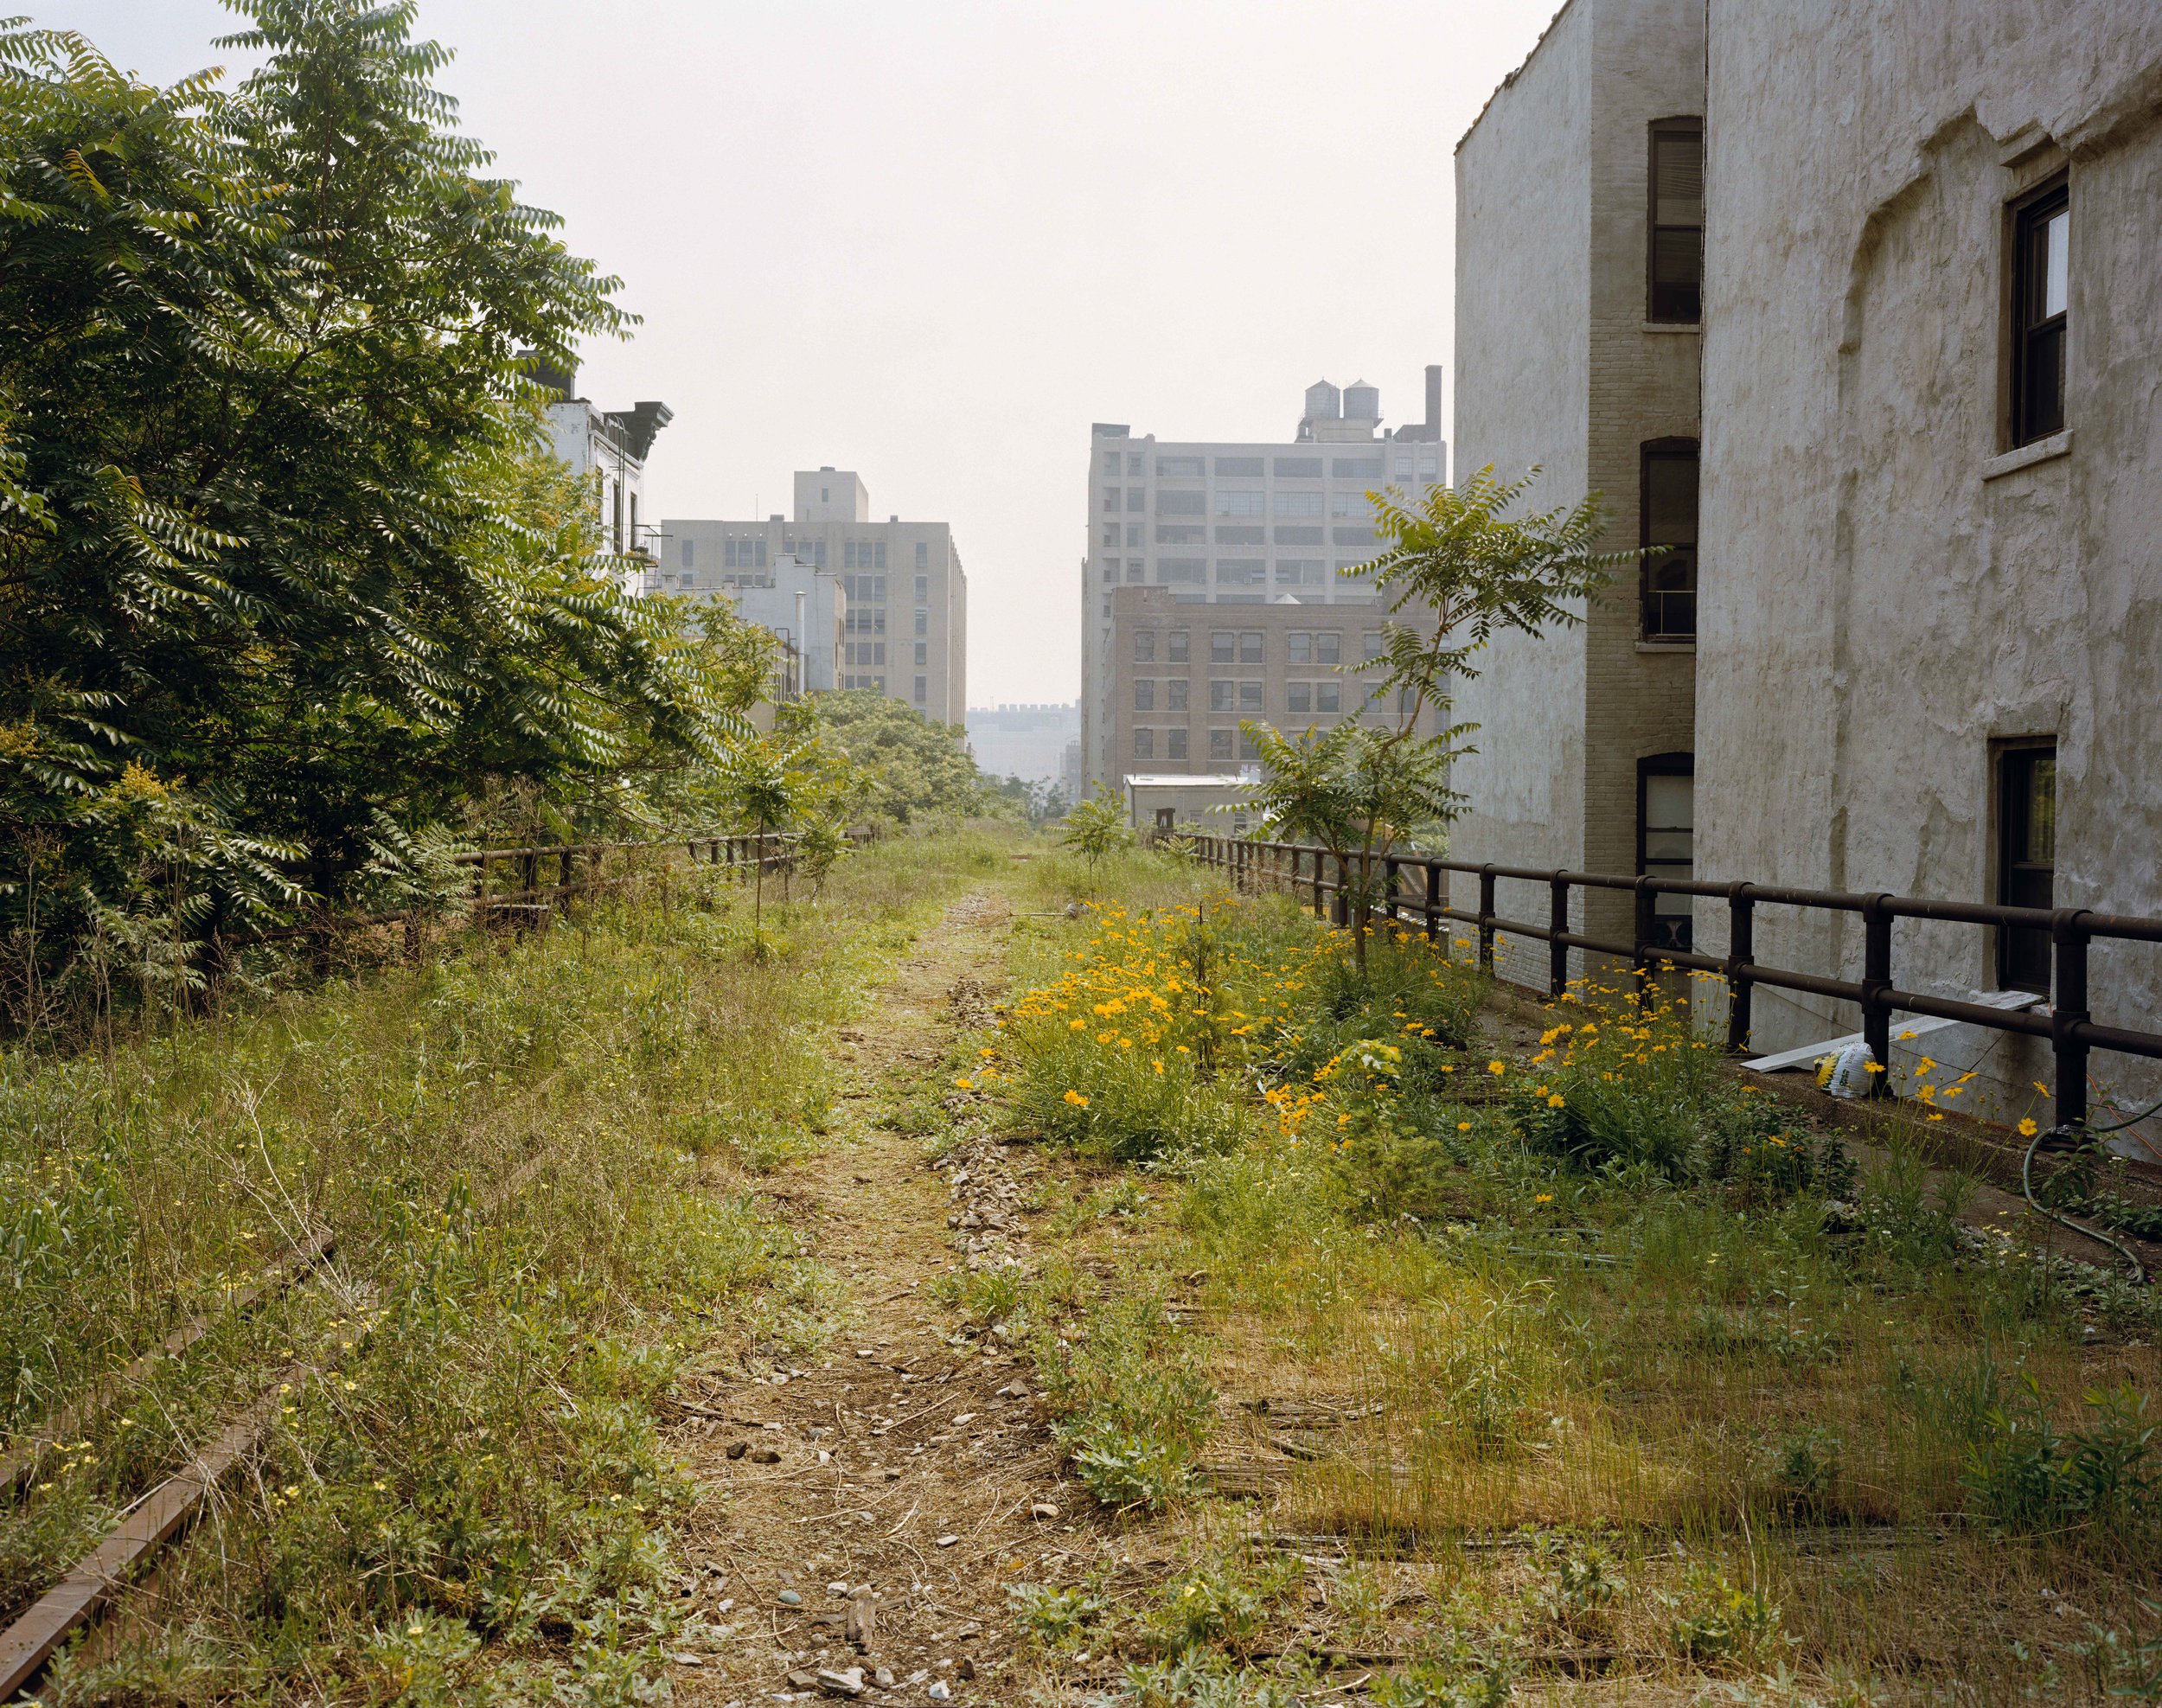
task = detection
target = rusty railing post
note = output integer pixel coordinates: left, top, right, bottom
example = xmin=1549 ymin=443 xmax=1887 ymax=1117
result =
xmin=1478 ymin=864 xmax=1497 ymax=975
xmin=1549 ymin=873 xmax=1570 ymax=998
xmin=2052 ymin=909 xmax=2091 ymax=1132
xmin=1724 ymin=883 xmax=1755 ymax=1054
xmin=1424 ymin=861 xmax=1441 ymax=946
xmin=1861 ymin=894 xmax=1893 ymax=1094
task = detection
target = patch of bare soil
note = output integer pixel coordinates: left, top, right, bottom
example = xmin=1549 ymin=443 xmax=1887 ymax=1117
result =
xmin=664 ymin=891 xmax=1091 ymax=1706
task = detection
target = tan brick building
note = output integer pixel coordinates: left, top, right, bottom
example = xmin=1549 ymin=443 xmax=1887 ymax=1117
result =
xmin=1103 ymin=587 xmax=1427 ymax=779
xmin=1449 ymin=0 xmax=1704 ymax=975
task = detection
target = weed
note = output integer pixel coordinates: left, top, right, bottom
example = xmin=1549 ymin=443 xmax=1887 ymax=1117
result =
xmin=1036 ymin=1286 xmax=1212 ymax=1512
xmin=1962 ymin=1375 xmax=2159 ymax=1532
xmin=1008 ymin=1579 xmax=1110 ymax=1650
xmin=1530 ymin=1532 xmax=1626 ymax=1636
xmin=1144 ymin=1552 xmax=1301 ymax=1655
xmin=1663 ymin=1564 xmax=1784 ymax=1666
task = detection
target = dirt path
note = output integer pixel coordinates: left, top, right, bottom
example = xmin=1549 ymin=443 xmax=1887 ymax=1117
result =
xmin=668 ymin=886 xmax=1077 ymax=1705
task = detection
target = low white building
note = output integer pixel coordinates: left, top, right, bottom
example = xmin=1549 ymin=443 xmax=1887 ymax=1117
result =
xmin=534 ymin=360 xmax=671 ymax=585
xmin=1123 ymin=772 xmax=1258 ymax=838
xmin=715 ymin=554 xmax=847 ymax=703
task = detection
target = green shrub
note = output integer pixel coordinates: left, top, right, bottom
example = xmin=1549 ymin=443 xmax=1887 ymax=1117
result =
xmin=1036 ymin=1288 xmax=1212 ymax=1512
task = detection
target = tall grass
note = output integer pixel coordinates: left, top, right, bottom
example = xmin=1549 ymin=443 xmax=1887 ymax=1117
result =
xmin=0 ymin=825 xmax=1011 ymax=1705
xmin=992 ymin=854 xmax=2162 ymax=1698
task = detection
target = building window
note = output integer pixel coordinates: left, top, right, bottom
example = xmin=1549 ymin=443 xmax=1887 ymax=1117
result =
xmin=1125 ymin=522 xmax=1143 ymax=547
xmin=916 ymin=541 xmax=929 ymax=569
xmin=1102 ymin=487 xmax=1119 ymax=512
xmin=1128 ymin=452 xmax=1144 ymax=476
xmin=1209 ymin=630 xmax=1234 ymax=662
xmin=1102 ymin=525 xmax=1117 ymax=548
xmin=1638 ymin=754 xmax=1695 ymax=953
xmin=1127 ymin=560 xmax=1145 ymax=583
xmin=1167 ymin=629 xmax=1189 ymax=662
xmin=1276 ymin=560 xmax=1323 ymax=586
xmin=1362 ymin=630 xmax=1385 ymax=661
xmin=1214 ymin=456 xmax=1263 ymax=477
xmin=1216 ymin=525 xmax=1264 ymax=546
xmin=1157 ymin=490 xmax=1206 ymax=516
xmin=1331 ymin=457 xmax=1384 ymax=481
xmin=1329 ymin=490 xmax=1370 ymax=518
xmin=1238 ymin=630 xmax=1263 ymax=663
xmin=914 ymin=573 xmax=929 ymax=599
xmin=1156 ymin=455 xmax=1206 ymax=477
xmin=1274 ymin=456 xmax=1323 ymax=478
xmin=1997 ymin=742 xmax=2057 ymax=992
xmin=1134 ymin=728 xmax=1155 ymax=761
xmin=1135 ymin=679 xmax=1155 ymax=710
xmin=913 ymin=675 xmax=928 ymax=704
xmin=914 ymin=642 xmax=927 ymax=666
xmin=1640 ymin=438 xmax=1699 ymax=640
xmin=1647 ymin=118 xmax=1704 ymax=323
xmin=1127 ymin=487 xmax=1147 ymax=512
xmin=1314 ymin=681 xmax=1340 ymax=714
xmin=1156 ymin=524 xmax=1206 ymax=545
xmin=2011 ymin=180 xmax=2069 ymax=447
xmin=1275 ymin=490 xmax=1323 ymax=518
xmin=1209 ymin=728 xmax=1234 ymax=761
xmin=1135 ymin=630 xmax=1156 ymax=662
xmin=1167 ymin=728 xmax=1187 ymax=761
xmin=1289 ymin=682 xmax=1310 ymax=715
xmin=1102 ymin=451 xmax=1119 ymax=475
xmin=1167 ymin=679 xmax=1188 ymax=711
xmin=1216 ymin=559 xmax=1266 ymax=585
xmin=681 ymin=538 xmax=694 ymax=567
xmin=914 ymin=608 xmax=928 ymax=637
xmin=1238 ymin=681 xmax=1263 ymax=713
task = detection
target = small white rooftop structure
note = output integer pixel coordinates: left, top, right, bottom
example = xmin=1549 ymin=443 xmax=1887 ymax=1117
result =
xmin=1123 ymin=771 xmax=1258 ymax=837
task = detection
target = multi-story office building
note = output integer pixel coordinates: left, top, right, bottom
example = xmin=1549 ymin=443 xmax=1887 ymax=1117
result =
xmin=534 ymin=361 xmax=672 ymax=585
xmin=662 ymin=469 xmax=968 ymax=724
xmin=1080 ymin=374 xmax=1446 ymax=792
xmin=1102 ymin=587 xmax=1432 ymax=786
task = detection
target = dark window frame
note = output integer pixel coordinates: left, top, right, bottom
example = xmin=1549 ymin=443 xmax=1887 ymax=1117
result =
xmin=1636 ymin=752 xmax=1696 ymax=954
xmin=2008 ymin=176 xmax=2069 ymax=449
xmin=1639 ymin=437 xmax=1699 ymax=641
xmin=1994 ymin=739 xmax=2058 ymax=994
xmin=1647 ymin=118 xmax=1705 ymax=324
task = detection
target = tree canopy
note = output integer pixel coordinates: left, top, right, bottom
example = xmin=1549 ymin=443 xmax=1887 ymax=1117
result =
xmin=781 ymin=690 xmax=1018 ymax=828
xmin=0 ymin=7 xmax=762 ymax=984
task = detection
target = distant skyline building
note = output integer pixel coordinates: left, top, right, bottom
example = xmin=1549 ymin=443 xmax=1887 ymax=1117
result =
xmin=1079 ymin=371 xmax=1446 ymax=793
xmin=662 ymin=469 xmax=968 ymax=724
xmin=965 ymin=703 xmax=1078 ymax=790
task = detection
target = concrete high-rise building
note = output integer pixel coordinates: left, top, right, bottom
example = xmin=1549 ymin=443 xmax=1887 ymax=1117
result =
xmin=662 ymin=469 xmax=968 ymax=724
xmin=1080 ymin=374 xmax=1446 ymax=794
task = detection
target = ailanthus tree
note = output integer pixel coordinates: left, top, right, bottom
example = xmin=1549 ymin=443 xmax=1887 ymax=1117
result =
xmin=0 ymin=7 xmax=753 ymax=996
xmin=1242 ymin=467 xmax=1636 ymax=969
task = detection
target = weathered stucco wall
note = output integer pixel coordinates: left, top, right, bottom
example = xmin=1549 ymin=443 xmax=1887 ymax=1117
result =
xmin=1451 ymin=0 xmax=1592 ymax=960
xmin=1697 ymin=0 xmax=2162 ymax=1115
xmin=1451 ymin=0 xmax=1703 ymax=975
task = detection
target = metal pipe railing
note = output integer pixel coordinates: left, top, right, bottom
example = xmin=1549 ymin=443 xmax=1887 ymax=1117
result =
xmin=1175 ymin=834 xmax=2162 ymax=1135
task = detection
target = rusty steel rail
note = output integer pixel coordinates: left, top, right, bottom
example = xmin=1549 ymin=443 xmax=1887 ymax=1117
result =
xmin=0 ymin=1134 xmax=575 ymax=1697
xmin=1183 ymin=835 xmax=2162 ymax=1135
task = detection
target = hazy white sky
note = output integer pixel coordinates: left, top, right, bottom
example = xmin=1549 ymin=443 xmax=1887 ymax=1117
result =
xmin=46 ymin=1 xmax=1554 ymax=707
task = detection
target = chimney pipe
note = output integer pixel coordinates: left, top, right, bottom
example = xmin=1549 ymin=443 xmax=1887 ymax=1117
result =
xmin=1424 ymin=364 xmax=1442 ymax=434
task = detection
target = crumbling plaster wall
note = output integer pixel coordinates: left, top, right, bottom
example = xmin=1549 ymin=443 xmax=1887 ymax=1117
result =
xmin=1451 ymin=0 xmax=1702 ymax=978
xmin=1696 ymin=0 xmax=2162 ymax=1116
xmin=1450 ymin=0 xmax=1593 ymax=911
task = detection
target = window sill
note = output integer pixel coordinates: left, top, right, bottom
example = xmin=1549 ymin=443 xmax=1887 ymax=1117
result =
xmin=1636 ymin=640 xmax=1697 ymax=655
xmin=1982 ymin=430 xmax=2072 ymax=482
xmin=1641 ymin=320 xmax=1700 ymax=336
